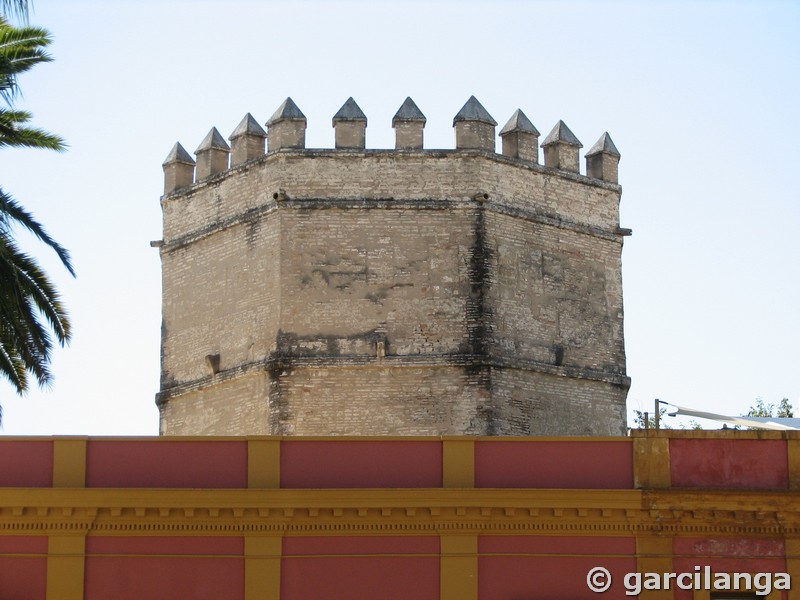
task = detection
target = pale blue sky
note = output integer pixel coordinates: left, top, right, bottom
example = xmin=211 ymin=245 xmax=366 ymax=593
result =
xmin=2 ymin=0 xmax=798 ymax=434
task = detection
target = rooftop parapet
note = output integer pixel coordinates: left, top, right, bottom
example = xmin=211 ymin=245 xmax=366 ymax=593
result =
xmin=392 ymin=97 xmax=426 ymax=150
xmin=229 ymin=113 xmax=266 ymax=166
xmin=162 ymin=142 xmax=195 ymax=194
xmin=585 ymin=132 xmax=621 ymax=184
xmin=453 ymin=95 xmax=497 ymax=152
xmin=499 ymin=109 xmax=540 ymax=163
xmin=332 ymin=97 xmax=367 ymax=150
xmin=541 ymin=120 xmax=582 ymax=173
xmin=267 ymin=97 xmax=307 ymax=151
xmin=161 ymin=98 xmax=622 ymax=191
xmin=195 ymin=127 xmax=230 ymax=180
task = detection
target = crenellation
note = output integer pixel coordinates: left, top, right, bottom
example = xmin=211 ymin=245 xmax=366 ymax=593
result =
xmin=332 ymin=97 xmax=367 ymax=149
xmin=585 ymin=132 xmax=621 ymax=184
xmin=392 ymin=96 xmax=426 ymax=150
xmin=541 ymin=120 xmax=582 ymax=173
xmin=266 ymin=97 xmax=307 ymax=151
xmin=157 ymin=96 xmax=629 ymax=437
xmin=499 ymin=109 xmax=540 ymax=163
xmin=194 ymin=127 xmax=230 ymax=180
xmin=161 ymin=97 xmax=624 ymax=196
xmin=453 ymin=95 xmax=497 ymax=152
xmin=162 ymin=142 xmax=195 ymax=195
xmin=229 ymin=113 xmax=266 ymax=166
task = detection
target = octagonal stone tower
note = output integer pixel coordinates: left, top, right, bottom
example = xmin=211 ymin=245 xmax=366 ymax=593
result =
xmin=156 ymin=96 xmax=630 ymax=436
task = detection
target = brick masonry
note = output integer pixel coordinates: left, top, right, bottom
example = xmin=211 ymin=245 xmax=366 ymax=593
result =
xmin=158 ymin=141 xmax=629 ymax=436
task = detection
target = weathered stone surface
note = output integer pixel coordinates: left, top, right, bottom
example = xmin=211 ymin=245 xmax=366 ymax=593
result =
xmin=392 ymin=97 xmax=426 ymax=124
xmin=542 ymin=120 xmax=582 ymax=172
xmin=500 ymin=109 xmax=540 ymax=162
xmin=332 ymin=98 xmax=367 ymax=149
xmin=453 ymin=96 xmax=497 ymax=126
xmin=453 ymin=96 xmax=497 ymax=152
xmin=266 ymin=98 xmax=307 ymax=152
xmin=158 ymin=146 xmax=628 ymax=436
xmin=229 ymin=113 xmax=266 ymax=166
xmin=393 ymin=97 xmax=426 ymax=150
xmin=585 ymin=132 xmax=621 ymax=183
xmin=194 ymin=127 xmax=230 ymax=179
xmin=267 ymin=97 xmax=306 ymax=125
xmin=162 ymin=142 xmax=195 ymax=194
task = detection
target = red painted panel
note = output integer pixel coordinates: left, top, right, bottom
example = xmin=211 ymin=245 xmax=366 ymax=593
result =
xmin=284 ymin=535 xmax=439 ymax=556
xmin=671 ymin=538 xmax=788 ymax=600
xmin=475 ymin=441 xmax=633 ymax=488
xmin=479 ymin=536 xmax=637 ymax=600
xmin=282 ymin=536 xmax=439 ymax=600
xmin=85 ymin=536 xmax=244 ymax=600
xmin=673 ymin=537 xmax=785 ymax=558
xmin=0 ymin=536 xmax=48 ymax=554
xmin=0 ymin=441 xmax=53 ymax=487
xmin=280 ymin=441 xmax=442 ymax=488
xmin=85 ymin=557 xmax=244 ymax=600
xmin=85 ymin=441 xmax=247 ymax=488
xmin=87 ymin=536 xmax=243 ymax=555
xmin=670 ymin=439 xmax=788 ymax=488
xmin=0 ymin=536 xmax=47 ymax=600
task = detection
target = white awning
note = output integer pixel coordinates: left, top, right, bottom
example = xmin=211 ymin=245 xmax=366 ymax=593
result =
xmin=666 ymin=404 xmax=800 ymax=431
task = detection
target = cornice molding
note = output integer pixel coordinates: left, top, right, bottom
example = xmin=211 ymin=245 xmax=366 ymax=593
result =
xmin=1 ymin=488 xmax=797 ymax=538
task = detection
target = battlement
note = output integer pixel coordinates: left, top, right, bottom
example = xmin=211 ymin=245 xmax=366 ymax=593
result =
xmin=162 ymin=96 xmax=621 ymax=196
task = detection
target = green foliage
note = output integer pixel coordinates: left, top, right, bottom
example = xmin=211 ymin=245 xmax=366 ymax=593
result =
xmin=632 ymin=407 xmax=670 ymax=430
xmin=0 ymin=10 xmax=73 ymax=419
xmin=747 ymin=398 xmax=794 ymax=419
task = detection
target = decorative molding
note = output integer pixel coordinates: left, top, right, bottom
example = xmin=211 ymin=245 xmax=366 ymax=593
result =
xmin=1 ymin=489 xmax=798 ymax=538
xmin=157 ymin=352 xmax=630 ymax=404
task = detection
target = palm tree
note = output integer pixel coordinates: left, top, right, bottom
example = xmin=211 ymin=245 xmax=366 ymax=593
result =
xmin=0 ymin=0 xmax=26 ymax=22
xmin=1 ymin=14 xmax=73 ymax=415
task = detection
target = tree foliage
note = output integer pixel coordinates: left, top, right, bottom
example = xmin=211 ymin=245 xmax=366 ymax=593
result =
xmin=632 ymin=407 xmax=670 ymax=430
xmin=0 ymin=10 xmax=73 ymax=421
xmin=747 ymin=398 xmax=794 ymax=419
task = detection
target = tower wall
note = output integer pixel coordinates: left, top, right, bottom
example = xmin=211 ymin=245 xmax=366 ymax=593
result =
xmin=158 ymin=103 xmax=629 ymax=436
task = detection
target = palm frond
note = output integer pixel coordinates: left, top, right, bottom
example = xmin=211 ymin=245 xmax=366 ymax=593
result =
xmin=0 ymin=109 xmax=64 ymax=150
xmin=0 ymin=17 xmax=53 ymax=104
xmin=0 ymin=228 xmax=72 ymax=394
xmin=0 ymin=5 xmax=73 ymax=406
xmin=0 ymin=188 xmax=74 ymax=275
xmin=0 ymin=2 xmax=29 ymax=24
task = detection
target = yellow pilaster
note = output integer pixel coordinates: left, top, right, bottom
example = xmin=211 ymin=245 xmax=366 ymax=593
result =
xmin=787 ymin=439 xmax=800 ymax=491
xmin=636 ymin=536 xmax=673 ymax=600
xmin=46 ymin=535 xmax=85 ymax=600
xmin=441 ymin=535 xmax=478 ymax=600
xmin=633 ymin=434 xmax=671 ymax=489
xmin=442 ymin=438 xmax=474 ymax=488
xmin=248 ymin=438 xmax=281 ymax=489
xmin=786 ymin=538 xmax=800 ymax=600
xmin=245 ymin=536 xmax=282 ymax=600
xmin=52 ymin=437 xmax=87 ymax=488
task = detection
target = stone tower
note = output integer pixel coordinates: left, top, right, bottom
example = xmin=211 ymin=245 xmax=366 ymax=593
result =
xmin=156 ymin=96 xmax=630 ymax=436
